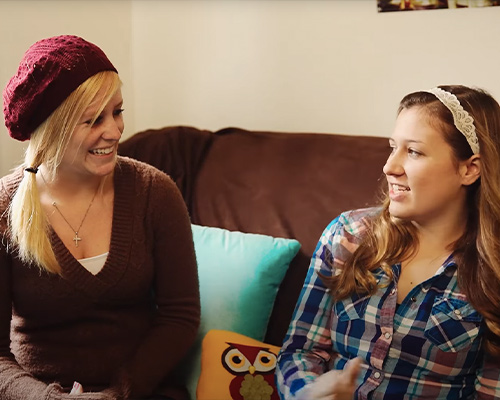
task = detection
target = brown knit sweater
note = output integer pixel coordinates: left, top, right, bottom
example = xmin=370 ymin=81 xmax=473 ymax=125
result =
xmin=0 ymin=157 xmax=200 ymax=400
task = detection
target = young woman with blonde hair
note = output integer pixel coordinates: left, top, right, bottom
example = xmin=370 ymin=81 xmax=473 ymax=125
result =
xmin=0 ymin=35 xmax=200 ymax=400
xmin=276 ymin=85 xmax=500 ymax=399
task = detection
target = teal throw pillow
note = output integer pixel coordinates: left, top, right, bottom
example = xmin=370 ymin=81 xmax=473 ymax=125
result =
xmin=179 ymin=224 xmax=301 ymax=398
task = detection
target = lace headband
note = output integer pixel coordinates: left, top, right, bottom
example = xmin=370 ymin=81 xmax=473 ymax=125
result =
xmin=425 ymin=87 xmax=479 ymax=154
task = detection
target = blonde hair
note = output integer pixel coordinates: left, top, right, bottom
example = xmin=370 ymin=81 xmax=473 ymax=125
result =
xmin=8 ymin=71 xmax=122 ymax=274
xmin=324 ymin=85 xmax=500 ymax=358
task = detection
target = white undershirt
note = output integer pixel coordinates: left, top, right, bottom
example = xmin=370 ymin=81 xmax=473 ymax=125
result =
xmin=78 ymin=252 xmax=109 ymax=275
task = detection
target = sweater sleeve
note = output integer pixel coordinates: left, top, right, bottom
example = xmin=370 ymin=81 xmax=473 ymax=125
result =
xmin=117 ymin=170 xmax=201 ymax=398
xmin=0 ymin=242 xmax=51 ymax=399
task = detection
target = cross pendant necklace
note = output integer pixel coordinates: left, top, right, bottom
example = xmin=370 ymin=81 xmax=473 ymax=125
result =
xmin=50 ymin=193 xmax=98 ymax=247
xmin=42 ymin=173 xmax=99 ymax=247
xmin=73 ymin=232 xmax=82 ymax=247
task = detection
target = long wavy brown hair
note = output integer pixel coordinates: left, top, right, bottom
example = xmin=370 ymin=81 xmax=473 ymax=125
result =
xmin=322 ymin=85 xmax=500 ymax=358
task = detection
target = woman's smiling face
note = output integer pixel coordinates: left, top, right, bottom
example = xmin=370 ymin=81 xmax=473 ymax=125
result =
xmin=60 ymin=88 xmax=124 ymax=178
xmin=383 ymin=106 xmax=468 ymax=227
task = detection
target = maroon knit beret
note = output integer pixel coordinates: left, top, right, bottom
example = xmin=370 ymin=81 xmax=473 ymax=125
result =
xmin=3 ymin=35 xmax=117 ymax=141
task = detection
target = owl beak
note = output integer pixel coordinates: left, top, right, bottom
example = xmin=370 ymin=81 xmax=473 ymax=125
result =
xmin=249 ymin=366 xmax=256 ymax=375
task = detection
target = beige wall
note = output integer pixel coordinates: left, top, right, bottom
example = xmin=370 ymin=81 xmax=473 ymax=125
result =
xmin=1 ymin=0 xmax=500 ymax=177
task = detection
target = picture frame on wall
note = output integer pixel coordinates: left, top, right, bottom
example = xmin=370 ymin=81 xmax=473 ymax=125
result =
xmin=378 ymin=0 xmax=500 ymax=12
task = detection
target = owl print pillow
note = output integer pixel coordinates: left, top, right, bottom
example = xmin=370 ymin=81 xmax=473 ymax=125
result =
xmin=197 ymin=329 xmax=281 ymax=400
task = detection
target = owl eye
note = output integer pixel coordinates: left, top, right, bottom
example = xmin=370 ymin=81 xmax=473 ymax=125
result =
xmin=254 ymin=350 xmax=277 ymax=372
xmin=224 ymin=348 xmax=252 ymax=373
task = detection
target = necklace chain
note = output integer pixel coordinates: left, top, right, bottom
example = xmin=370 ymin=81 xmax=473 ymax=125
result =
xmin=41 ymin=173 xmax=99 ymax=247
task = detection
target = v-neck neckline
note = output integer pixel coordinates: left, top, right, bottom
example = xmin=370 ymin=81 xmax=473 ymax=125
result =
xmin=50 ymin=159 xmax=136 ymax=298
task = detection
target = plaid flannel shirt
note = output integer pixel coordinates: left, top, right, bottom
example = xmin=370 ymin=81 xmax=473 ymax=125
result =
xmin=276 ymin=208 xmax=500 ymax=399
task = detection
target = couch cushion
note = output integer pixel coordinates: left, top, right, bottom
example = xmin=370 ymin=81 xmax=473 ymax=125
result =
xmin=118 ymin=126 xmax=213 ymax=209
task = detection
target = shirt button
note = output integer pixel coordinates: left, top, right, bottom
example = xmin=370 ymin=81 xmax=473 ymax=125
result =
xmin=411 ymin=296 xmax=417 ymax=302
xmin=384 ymin=332 xmax=392 ymax=339
xmin=374 ymin=371 xmax=381 ymax=379
xmin=454 ymin=309 xmax=461 ymax=315
xmin=390 ymin=288 xmax=396 ymax=295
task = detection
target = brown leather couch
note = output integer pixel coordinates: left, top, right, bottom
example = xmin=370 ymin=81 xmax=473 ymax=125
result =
xmin=118 ymin=126 xmax=390 ymax=347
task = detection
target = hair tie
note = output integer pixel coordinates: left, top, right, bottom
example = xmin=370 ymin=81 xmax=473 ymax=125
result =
xmin=24 ymin=167 xmax=39 ymax=174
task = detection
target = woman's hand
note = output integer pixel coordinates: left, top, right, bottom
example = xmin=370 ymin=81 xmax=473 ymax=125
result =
xmin=296 ymin=357 xmax=362 ymax=400
xmin=65 ymin=382 xmax=120 ymax=399
xmin=70 ymin=381 xmax=84 ymax=395
xmin=47 ymin=381 xmax=121 ymax=399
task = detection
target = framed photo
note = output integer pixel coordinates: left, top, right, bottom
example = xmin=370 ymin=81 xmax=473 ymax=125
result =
xmin=378 ymin=0 xmax=500 ymax=12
